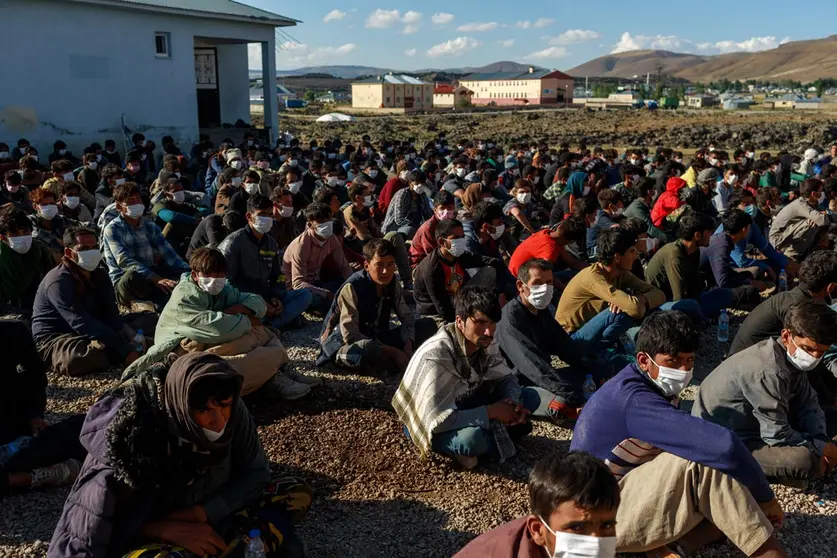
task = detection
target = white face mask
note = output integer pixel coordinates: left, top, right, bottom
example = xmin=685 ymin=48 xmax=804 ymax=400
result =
xmin=230 ymin=160 xmax=244 ymax=170
xmin=540 ymin=517 xmax=617 ymax=558
xmin=400 ymin=170 xmax=411 ymax=181
xmin=0 ymin=152 xmax=8 ymax=159
xmin=202 ymin=425 xmax=226 ymax=442
xmin=59 ymin=149 xmax=67 ymax=156
xmin=288 ymin=159 xmax=299 ymax=167
xmin=39 ymin=204 xmax=59 ymax=220
xmin=62 ymin=172 xmax=74 ymax=182
xmin=115 ymin=178 xmax=126 ymax=186
xmin=611 ymin=206 xmax=624 ymax=217
xmin=786 ymin=337 xmax=823 ymax=371
xmin=88 ymin=161 xmax=98 ymax=171
xmin=198 ymin=276 xmax=226 ymax=296
xmin=726 ymin=175 xmax=738 ymax=185
xmin=517 ymin=192 xmax=532 ymax=204
xmin=288 ymin=181 xmax=302 ymax=194
xmin=412 ymin=183 xmax=425 ymax=194
xmin=643 ymin=354 xmax=693 ymax=397
xmin=125 ymin=203 xmax=145 ymax=219
xmin=437 ymin=209 xmax=455 ymax=221
xmin=363 ymin=195 xmax=375 ymax=207
xmin=244 ymin=182 xmax=260 ymax=196
xmin=73 ymin=249 xmax=103 ymax=272
xmin=489 ymin=224 xmax=505 ymax=240
xmin=446 ymin=237 xmax=468 ymax=258
xmin=533 ymin=176 xmax=541 ymax=185
xmin=64 ymin=196 xmax=81 ymax=210
xmin=527 ymin=284 xmax=554 ymax=310
xmin=315 ymin=221 xmax=334 ymax=239
xmin=582 ymin=186 xmax=591 ymax=196
xmin=280 ymin=205 xmax=294 ymax=218
xmin=642 ymin=237 xmax=657 ymax=253
xmin=368 ymin=169 xmax=379 ymax=179
xmin=251 ymin=215 xmax=274 ymax=234
xmin=327 ymin=176 xmax=343 ymax=187
xmin=5 ymin=183 xmax=19 ymax=193
xmin=455 ymin=167 xmax=467 ymax=178
xmin=171 ymin=191 xmax=186 ymax=204
xmin=5 ymin=234 xmax=32 ymax=254
xmin=258 ymin=161 xmax=270 ymax=170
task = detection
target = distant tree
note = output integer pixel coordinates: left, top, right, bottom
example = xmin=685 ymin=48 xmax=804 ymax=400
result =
xmin=694 ymin=82 xmax=706 ymax=94
xmin=456 ymin=98 xmax=472 ymax=108
xmin=303 ymin=90 xmax=317 ymax=102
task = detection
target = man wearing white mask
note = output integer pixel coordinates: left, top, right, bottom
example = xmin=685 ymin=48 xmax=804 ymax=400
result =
xmin=496 ymin=259 xmax=600 ymax=423
xmin=151 ymin=178 xmax=209 ymax=256
xmin=572 ymin=311 xmax=788 ymax=558
xmin=32 ymin=226 xmax=141 ymax=376
xmin=695 ymin=300 xmax=837 ymax=490
xmin=382 ymin=169 xmax=434 ymax=240
xmin=282 ymin=202 xmax=352 ymax=315
xmin=454 ymin=451 xmax=620 ymax=558
xmin=0 ymin=205 xmax=54 ymax=318
xmin=102 ymin=182 xmax=189 ymax=309
xmin=57 ymin=181 xmax=93 ymax=224
xmin=28 ymin=188 xmax=78 ymax=263
xmin=585 ymin=189 xmax=625 ymax=259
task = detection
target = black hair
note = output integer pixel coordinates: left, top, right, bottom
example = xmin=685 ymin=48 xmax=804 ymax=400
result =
xmin=558 ymin=216 xmax=586 ymax=242
xmin=304 ymin=202 xmax=332 ymax=222
xmin=62 ymin=225 xmax=97 ymax=250
xmin=799 ymin=251 xmax=837 ymax=293
xmin=678 ymin=212 xmax=716 ymax=241
xmin=784 ymin=300 xmax=837 ymax=346
xmin=246 ymin=194 xmax=272 ymax=214
xmin=529 ymin=451 xmax=620 ymax=518
xmin=313 ymin=187 xmax=338 ymax=206
xmin=801 ymin=178 xmax=823 ymax=198
xmin=434 ymin=218 xmax=463 ymax=241
xmin=571 ymin=197 xmax=598 ymax=218
xmin=188 ymin=375 xmax=239 ymax=411
xmin=620 ymin=217 xmax=648 ymax=238
xmin=189 ymin=247 xmax=228 ymax=274
xmin=454 ymin=285 xmax=501 ymax=323
xmin=363 ymin=238 xmax=395 ymax=261
xmin=597 ymin=228 xmax=636 ymax=265
xmin=4 ymin=170 xmax=22 ymax=185
xmin=348 ymin=182 xmax=368 ymax=200
xmin=434 ymin=189 xmax=455 ymax=207
xmin=518 ymin=258 xmax=552 ymax=283
xmin=0 ymin=205 xmax=32 ymax=235
xmin=597 ymin=188 xmax=623 ymax=209
xmin=409 ymin=169 xmax=426 ymax=184
xmin=113 ymin=182 xmax=141 ymax=203
xmin=472 ymin=201 xmax=503 ymax=229
xmin=729 ymin=191 xmax=754 ymax=208
xmin=635 ymin=310 xmax=699 ymax=356
xmin=721 ymin=208 xmax=751 ymax=235
xmin=222 ymin=210 xmax=246 ymax=234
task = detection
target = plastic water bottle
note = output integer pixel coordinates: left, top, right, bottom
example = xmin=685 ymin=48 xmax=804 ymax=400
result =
xmin=717 ymin=309 xmax=729 ymax=342
xmin=778 ymin=269 xmax=788 ymax=292
xmin=133 ymin=329 xmax=145 ymax=354
xmin=0 ymin=436 xmax=33 ymax=464
xmin=582 ymin=374 xmax=597 ymax=401
xmin=245 ymin=529 xmax=266 ymax=558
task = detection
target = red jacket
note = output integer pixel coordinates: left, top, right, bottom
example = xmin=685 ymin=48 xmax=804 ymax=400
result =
xmin=651 ymin=177 xmax=686 ymax=227
xmin=409 ymin=215 xmax=439 ymax=268
xmin=377 ymin=177 xmax=406 ymax=216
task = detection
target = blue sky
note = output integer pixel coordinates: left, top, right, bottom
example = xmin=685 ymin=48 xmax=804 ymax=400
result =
xmin=243 ymin=0 xmax=834 ymax=70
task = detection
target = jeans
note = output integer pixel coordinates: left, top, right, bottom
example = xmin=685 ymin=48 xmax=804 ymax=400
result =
xmin=430 ymin=386 xmax=557 ymax=458
xmin=307 ymin=279 xmax=346 ymax=314
xmin=570 ymin=308 xmax=634 ymax=354
xmin=660 ymin=289 xmax=736 ymax=324
xmin=397 ymin=225 xmax=418 ymax=241
xmin=267 ymin=289 xmax=313 ymax=328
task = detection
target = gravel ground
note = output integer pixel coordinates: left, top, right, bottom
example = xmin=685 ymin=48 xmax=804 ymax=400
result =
xmin=2 ymin=310 xmax=837 ymax=557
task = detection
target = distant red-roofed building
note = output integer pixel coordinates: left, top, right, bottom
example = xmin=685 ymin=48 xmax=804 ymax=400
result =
xmin=432 ymin=83 xmax=474 ymax=107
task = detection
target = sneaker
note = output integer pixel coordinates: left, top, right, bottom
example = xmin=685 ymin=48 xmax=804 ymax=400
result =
xmin=453 ymin=455 xmax=479 ymax=470
xmin=274 ymin=373 xmax=311 ymax=401
xmin=30 ymin=458 xmax=81 ymax=489
xmin=284 ymin=368 xmax=323 ymax=387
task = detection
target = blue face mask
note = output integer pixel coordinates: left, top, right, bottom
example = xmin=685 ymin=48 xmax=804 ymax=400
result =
xmin=744 ymin=204 xmax=758 ymax=217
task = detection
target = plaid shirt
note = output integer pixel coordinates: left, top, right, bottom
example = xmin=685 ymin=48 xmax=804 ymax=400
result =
xmin=102 ymin=214 xmax=189 ymax=284
xmin=543 ymin=181 xmax=565 ymax=201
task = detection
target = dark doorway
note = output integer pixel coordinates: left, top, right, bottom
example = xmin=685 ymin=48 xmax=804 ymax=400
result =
xmin=195 ymin=48 xmax=221 ymax=128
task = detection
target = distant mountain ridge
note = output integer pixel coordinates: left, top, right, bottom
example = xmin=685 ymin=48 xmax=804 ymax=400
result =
xmin=251 ymin=61 xmax=544 ymax=80
xmin=568 ymin=35 xmax=837 ymax=82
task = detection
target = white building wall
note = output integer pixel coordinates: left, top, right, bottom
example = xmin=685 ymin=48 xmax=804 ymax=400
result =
xmin=0 ymin=0 xmax=276 ymax=154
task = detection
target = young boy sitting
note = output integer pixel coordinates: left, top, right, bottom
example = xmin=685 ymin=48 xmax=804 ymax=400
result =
xmin=317 ymin=239 xmax=436 ymax=374
xmin=454 ymin=451 xmax=620 ymax=558
xmin=571 ymin=311 xmax=787 ymax=558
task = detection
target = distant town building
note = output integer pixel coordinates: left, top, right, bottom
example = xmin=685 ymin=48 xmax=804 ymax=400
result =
xmin=723 ymin=98 xmax=754 ymax=110
xmin=351 ymin=74 xmax=433 ymax=111
xmin=459 ymin=67 xmax=574 ymax=106
xmin=686 ymin=95 xmax=719 ymax=108
xmin=432 ymin=84 xmax=473 ymax=107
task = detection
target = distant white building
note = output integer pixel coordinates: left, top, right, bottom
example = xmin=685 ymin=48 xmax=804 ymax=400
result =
xmin=0 ymin=0 xmax=297 ymax=153
xmin=352 ymin=74 xmax=433 ymax=111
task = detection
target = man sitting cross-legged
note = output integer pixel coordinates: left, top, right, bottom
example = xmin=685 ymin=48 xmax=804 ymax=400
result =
xmin=454 ymin=451 xmax=620 ymax=558
xmin=694 ymin=300 xmax=837 ymax=490
xmin=316 ymin=239 xmax=437 ymax=375
xmin=393 ymin=286 xmax=566 ymax=470
xmin=571 ymin=311 xmax=787 ymax=558
xmin=121 ymin=247 xmax=311 ymax=400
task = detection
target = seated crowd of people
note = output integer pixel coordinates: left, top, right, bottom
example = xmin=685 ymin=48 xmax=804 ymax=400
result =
xmin=1 ymin=132 xmax=837 ymax=557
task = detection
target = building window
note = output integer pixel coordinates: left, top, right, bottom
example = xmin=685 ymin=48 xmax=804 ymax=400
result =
xmin=386 ymin=97 xmax=390 ymax=103
xmin=155 ymin=32 xmax=171 ymax=58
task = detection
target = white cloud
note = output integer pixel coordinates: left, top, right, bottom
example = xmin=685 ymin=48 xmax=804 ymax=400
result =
xmin=534 ymin=18 xmax=555 ymax=28
xmin=405 ymin=48 xmax=417 ymax=57
xmin=322 ymin=9 xmax=347 ymax=23
xmin=431 ymin=12 xmax=455 ymax=25
xmin=611 ymin=32 xmax=684 ymax=53
xmin=402 ymin=10 xmax=422 ymax=24
xmin=366 ymin=9 xmax=401 ymax=28
xmin=457 ymin=22 xmax=497 ymax=32
xmin=696 ymin=36 xmax=784 ymax=54
xmin=524 ymin=46 xmax=569 ymax=60
xmin=515 ymin=21 xmax=531 ymax=29
xmin=403 ymin=24 xmax=419 ymax=35
xmin=499 ymin=39 xmax=516 ymax=47
xmin=550 ymin=29 xmax=601 ymax=46
xmin=612 ymin=32 xmax=643 ymax=53
xmin=274 ymin=41 xmax=358 ymax=67
xmin=427 ymin=36 xmax=479 ymax=57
